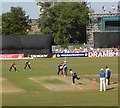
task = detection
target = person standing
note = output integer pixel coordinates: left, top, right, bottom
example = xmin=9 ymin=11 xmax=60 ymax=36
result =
xmin=63 ymin=61 xmax=68 ymax=77
xmin=24 ymin=60 xmax=31 ymax=70
xmin=105 ymin=66 xmax=112 ymax=85
xmin=8 ymin=63 xmax=17 ymax=72
xmin=99 ymin=68 xmax=106 ymax=91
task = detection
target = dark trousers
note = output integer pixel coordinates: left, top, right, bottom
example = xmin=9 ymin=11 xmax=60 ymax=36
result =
xmin=107 ymin=76 xmax=111 ymax=85
xmin=57 ymin=68 xmax=62 ymax=75
xmin=64 ymin=67 xmax=68 ymax=76
xmin=72 ymin=76 xmax=76 ymax=84
xmin=24 ymin=64 xmax=31 ymax=69
xmin=72 ymin=76 xmax=80 ymax=84
xmin=9 ymin=66 xmax=17 ymax=71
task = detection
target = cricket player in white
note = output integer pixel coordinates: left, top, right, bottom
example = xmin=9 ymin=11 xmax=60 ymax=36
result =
xmin=99 ymin=68 xmax=106 ymax=91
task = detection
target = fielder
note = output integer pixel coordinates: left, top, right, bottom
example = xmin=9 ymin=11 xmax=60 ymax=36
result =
xmin=24 ymin=60 xmax=31 ymax=70
xmin=69 ymin=69 xmax=73 ymax=76
xmin=8 ymin=63 xmax=17 ymax=72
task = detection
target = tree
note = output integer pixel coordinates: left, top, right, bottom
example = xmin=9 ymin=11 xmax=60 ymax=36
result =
xmin=37 ymin=2 xmax=51 ymax=12
xmin=2 ymin=7 xmax=31 ymax=35
xmin=38 ymin=2 xmax=89 ymax=45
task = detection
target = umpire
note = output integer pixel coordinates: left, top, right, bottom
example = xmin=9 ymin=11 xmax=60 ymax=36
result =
xmin=24 ymin=60 xmax=31 ymax=70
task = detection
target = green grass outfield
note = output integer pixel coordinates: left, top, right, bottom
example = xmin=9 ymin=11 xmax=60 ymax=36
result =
xmin=2 ymin=57 xmax=118 ymax=106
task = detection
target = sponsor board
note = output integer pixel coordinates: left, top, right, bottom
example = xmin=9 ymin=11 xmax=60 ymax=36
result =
xmin=56 ymin=52 xmax=88 ymax=58
xmin=30 ymin=54 xmax=49 ymax=58
xmin=0 ymin=54 xmax=24 ymax=59
xmin=88 ymin=51 xmax=120 ymax=57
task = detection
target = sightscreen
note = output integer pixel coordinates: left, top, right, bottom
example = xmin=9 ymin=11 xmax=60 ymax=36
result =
xmin=94 ymin=32 xmax=119 ymax=48
xmin=1 ymin=35 xmax=52 ymax=56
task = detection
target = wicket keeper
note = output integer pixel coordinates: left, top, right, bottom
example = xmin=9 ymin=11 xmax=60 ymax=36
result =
xmin=57 ymin=62 xmax=63 ymax=76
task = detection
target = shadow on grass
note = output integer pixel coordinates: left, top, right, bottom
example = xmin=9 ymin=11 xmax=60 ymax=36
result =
xmin=78 ymin=82 xmax=86 ymax=85
xmin=106 ymin=87 xmax=115 ymax=91
xmin=112 ymin=82 xmax=117 ymax=84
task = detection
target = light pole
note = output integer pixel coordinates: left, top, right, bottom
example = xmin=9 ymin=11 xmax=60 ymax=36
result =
xmin=101 ymin=6 xmax=105 ymax=12
xmin=112 ymin=5 xmax=115 ymax=12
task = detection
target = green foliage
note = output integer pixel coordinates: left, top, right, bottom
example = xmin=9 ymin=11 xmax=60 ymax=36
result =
xmin=61 ymin=43 xmax=68 ymax=48
xmin=2 ymin=7 xmax=31 ymax=35
xmin=38 ymin=2 xmax=89 ymax=45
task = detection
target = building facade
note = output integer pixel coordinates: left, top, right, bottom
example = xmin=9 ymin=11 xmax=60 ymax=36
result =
xmin=87 ymin=12 xmax=120 ymax=48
